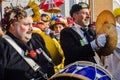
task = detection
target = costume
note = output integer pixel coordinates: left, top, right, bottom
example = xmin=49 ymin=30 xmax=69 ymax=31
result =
xmin=60 ymin=23 xmax=96 ymax=66
xmin=0 ymin=32 xmax=54 ymax=80
xmin=104 ymin=22 xmax=120 ymax=80
xmin=33 ymin=28 xmax=64 ymax=73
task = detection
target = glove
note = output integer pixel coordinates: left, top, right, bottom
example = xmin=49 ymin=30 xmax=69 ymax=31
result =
xmin=90 ymin=34 xmax=106 ymax=51
xmin=96 ymin=34 xmax=106 ymax=47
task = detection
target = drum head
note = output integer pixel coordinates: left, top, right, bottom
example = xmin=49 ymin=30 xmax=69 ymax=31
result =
xmin=50 ymin=61 xmax=113 ymax=80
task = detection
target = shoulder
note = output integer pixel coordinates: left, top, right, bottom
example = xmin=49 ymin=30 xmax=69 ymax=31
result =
xmin=31 ymin=33 xmax=46 ymax=45
xmin=61 ymin=27 xmax=80 ymax=37
xmin=61 ymin=27 xmax=74 ymax=34
xmin=0 ymin=37 xmax=8 ymax=46
xmin=32 ymin=33 xmax=43 ymax=40
xmin=0 ymin=37 xmax=11 ymax=54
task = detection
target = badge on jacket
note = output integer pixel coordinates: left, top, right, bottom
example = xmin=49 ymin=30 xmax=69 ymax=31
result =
xmin=80 ymin=39 xmax=85 ymax=46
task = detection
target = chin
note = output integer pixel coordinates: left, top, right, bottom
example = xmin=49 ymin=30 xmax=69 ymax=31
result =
xmin=82 ymin=20 xmax=89 ymax=26
xmin=22 ymin=39 xmax=29 ymax=43
xmin=22 ymin=37 xmax=31 ymax=43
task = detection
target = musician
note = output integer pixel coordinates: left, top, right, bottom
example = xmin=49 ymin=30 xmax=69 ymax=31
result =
xmin=0 ymin=6 xmax=54 ymax=80
xmin=104 ymin=8 xmax=120 ymax=80
xmin=60 ymin=2 xmax=107 ymax=66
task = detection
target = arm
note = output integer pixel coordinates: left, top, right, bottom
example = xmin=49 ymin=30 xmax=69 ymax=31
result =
xmin=60 ymin=28 xmax=95 ymax=58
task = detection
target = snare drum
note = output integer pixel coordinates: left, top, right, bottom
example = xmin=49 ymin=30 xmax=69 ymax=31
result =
xmin=49 ymin=61 xmax=113 ymax=80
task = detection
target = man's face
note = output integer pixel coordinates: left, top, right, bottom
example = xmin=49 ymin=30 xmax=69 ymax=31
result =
xmin=36 ymin=22 xmax=49 ymax=31
xmin=13 ymin=16 xmax=33 ymax=42
xmin=37 ymin=23 xmax=45 ymax=31
xmin=74 ymin=9 xmax=90 ymax=27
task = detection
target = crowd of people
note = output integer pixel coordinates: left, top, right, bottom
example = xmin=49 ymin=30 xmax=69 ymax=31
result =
xmin=0 ymin=1 xmax=119 ymax=80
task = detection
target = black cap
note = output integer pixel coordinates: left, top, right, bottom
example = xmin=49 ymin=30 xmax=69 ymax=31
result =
xmin=70 ymin=2 xmax=89 ymax=17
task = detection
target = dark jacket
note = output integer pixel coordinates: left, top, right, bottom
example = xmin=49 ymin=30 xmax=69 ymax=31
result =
xmin=60 ymin=27 xmax=96 ymax=66
xmin=0 ymin=32 xmax=54 ymax=80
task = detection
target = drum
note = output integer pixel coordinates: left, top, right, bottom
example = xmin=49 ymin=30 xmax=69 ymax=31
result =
xmin=49 ymin=61 xmax=113 ymax=80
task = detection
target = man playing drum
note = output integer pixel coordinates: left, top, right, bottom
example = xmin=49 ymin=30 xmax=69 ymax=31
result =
xmin=60 ymin=2 xmax=107 ymax=66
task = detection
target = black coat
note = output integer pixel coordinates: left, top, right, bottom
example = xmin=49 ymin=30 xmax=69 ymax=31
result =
xmin=60 ymin=27 xmax=96 ymax=66
xmin=0 ymin=32 xmax=55 ymax=80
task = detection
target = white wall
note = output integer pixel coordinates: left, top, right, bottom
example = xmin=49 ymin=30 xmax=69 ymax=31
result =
xmin=113 ymin=0 xmax=120 ymax=10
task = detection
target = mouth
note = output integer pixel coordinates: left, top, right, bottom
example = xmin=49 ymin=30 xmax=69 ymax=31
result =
xmin=26 ymin=31 xmax=32 ymax=34
xmin=82 ymin=19 xmax=90 ymax=26
xmin=25 ymin=31 xmax=32 ymax=40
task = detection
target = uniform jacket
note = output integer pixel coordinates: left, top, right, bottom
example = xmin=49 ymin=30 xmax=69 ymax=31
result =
xmin=0 ymin=32 xmax=54 ymax=80
xmin=60 ymin=26 xmax=96 ymax=66
xmin=33 ymin=29 xmax=65 ymax=73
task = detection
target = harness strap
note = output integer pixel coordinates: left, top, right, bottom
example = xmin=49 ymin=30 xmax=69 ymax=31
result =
xmin=4 ymin=35 xmax=48 ymax=79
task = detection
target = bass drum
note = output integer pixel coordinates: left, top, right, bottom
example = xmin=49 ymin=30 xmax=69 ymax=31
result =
xmin=49 ymin=61 xmax=113 ymax=80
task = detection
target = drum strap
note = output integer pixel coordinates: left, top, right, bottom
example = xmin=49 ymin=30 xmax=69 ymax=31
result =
xmin=94 ymin=52 xmax=103 ymax=66
xmin=4 ymin=35 xmax=48 ymax=79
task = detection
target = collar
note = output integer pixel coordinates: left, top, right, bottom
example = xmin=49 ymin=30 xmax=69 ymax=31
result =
xmin=6 ymin=32 xmax=31 ymax=51
xmin=73 ymin=23 xmax=82 ymax=28
xmin=73 ymin=22 xmax=88 ymax=30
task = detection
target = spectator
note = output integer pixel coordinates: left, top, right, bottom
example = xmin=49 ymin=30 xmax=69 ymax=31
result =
xmin=50 ymin=15 xmax=67 ymax=41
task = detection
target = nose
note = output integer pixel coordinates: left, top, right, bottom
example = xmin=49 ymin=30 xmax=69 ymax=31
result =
xmin=29 ymin=24 xmax=33 ymax=31
xmin=86 ymin=15 xmax=90 ymax=19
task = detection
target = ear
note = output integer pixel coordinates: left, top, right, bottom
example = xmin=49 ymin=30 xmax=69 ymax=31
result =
xmin=9 ymin=23 xmax=16 ymax=31
xmin=73 ymin=13 xmax=78 ymax=19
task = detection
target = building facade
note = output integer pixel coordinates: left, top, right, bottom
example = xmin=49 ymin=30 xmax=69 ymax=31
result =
xmin=1 ymin=0 xmax=120 ymax=22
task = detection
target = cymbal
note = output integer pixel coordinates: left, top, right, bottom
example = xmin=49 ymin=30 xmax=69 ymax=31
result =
xmin=96 ymin=10 xmax=116 ymax=33
xmin=96 ymin=10 xmax=117 ymax=56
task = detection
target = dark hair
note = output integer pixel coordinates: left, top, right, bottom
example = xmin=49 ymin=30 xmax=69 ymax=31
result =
xmin=1 ymin=6 xmax=27 ymax=30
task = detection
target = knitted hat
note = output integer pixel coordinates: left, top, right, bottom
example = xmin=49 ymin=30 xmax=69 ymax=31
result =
xmin=50 ymin=15 xmax=67 ymax=30
xmin=70 ymin=2 xmax=89 ymax=17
